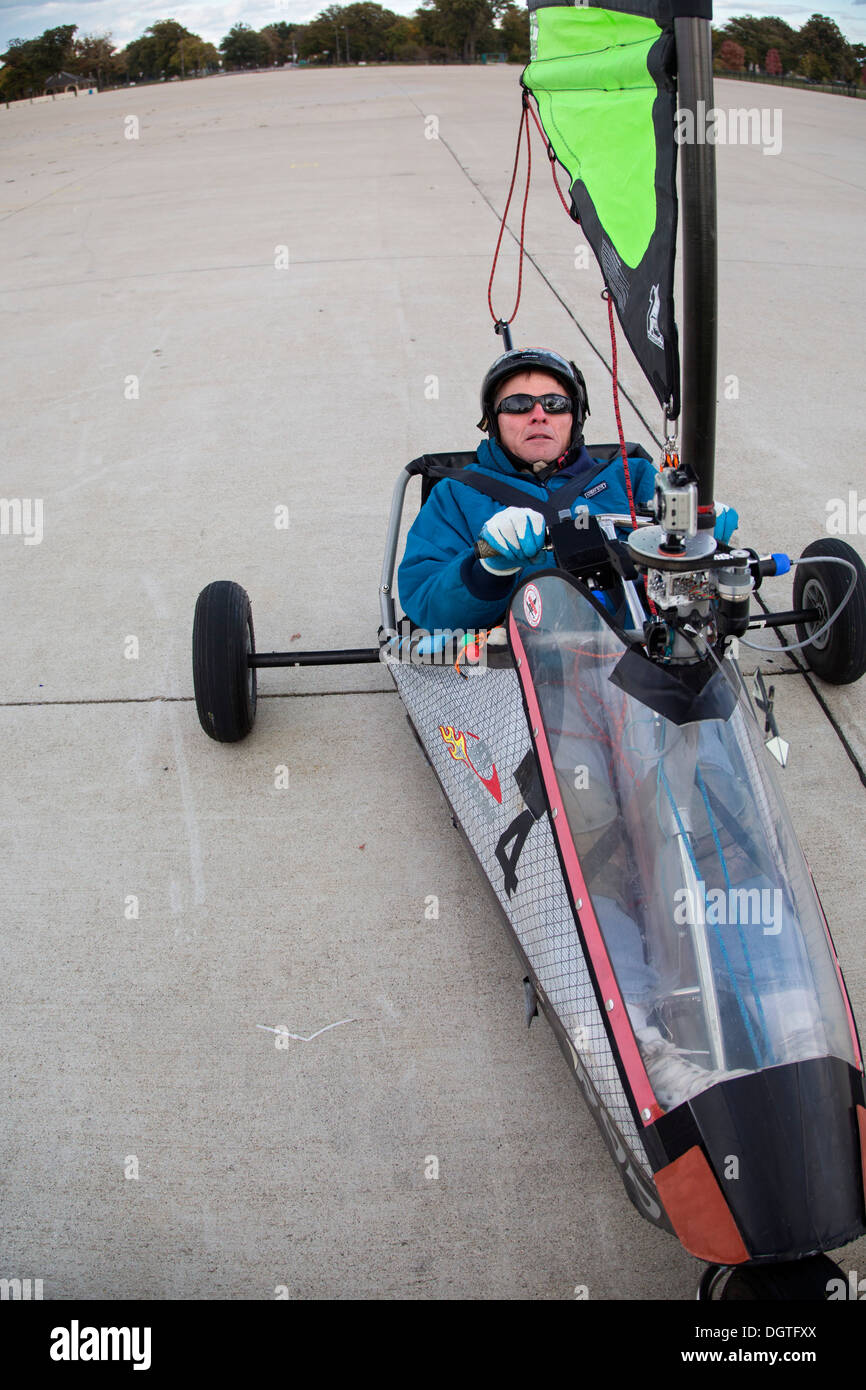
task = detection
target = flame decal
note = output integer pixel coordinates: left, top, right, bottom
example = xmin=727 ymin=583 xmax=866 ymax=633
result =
xmin=438 ymin=726 xmax=502 ymax=803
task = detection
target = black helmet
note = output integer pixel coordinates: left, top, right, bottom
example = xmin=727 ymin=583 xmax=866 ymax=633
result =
xmin=478 ymin=347 xmax=590 ymax=447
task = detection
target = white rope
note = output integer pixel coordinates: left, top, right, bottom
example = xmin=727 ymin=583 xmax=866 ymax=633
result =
xmin=256 ymin=1019 xmax=357 ymax=1043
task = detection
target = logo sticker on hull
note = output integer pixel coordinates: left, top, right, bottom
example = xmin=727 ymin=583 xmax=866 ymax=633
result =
xmin=523 ymin=583 xmax=542 ymax=628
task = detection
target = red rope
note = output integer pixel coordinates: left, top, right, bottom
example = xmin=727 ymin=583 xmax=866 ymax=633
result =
xmin=487 ymin=98 xmax=532 ymax=328
xmin=525 ymin=96 xmax=572 ymax=216
xmin=487 ymin=94 xmax=578 ymax=329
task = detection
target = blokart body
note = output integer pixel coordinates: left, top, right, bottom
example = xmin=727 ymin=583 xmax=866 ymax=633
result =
xmin=383 ymin=456 xmax=866 ymax=1286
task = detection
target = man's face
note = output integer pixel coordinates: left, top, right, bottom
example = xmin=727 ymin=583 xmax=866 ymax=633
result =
xmin=493 ymin=370 xmax=573 ymax=468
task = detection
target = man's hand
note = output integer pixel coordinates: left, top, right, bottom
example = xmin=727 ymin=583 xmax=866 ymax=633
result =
xmin=477 ymin=507 xmax=546 ymax=575
xmin=714 ymin=503 xmax=739 ymax=545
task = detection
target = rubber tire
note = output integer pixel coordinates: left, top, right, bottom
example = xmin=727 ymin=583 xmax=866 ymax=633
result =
xmin=793 ymin=538 xmax=866 ymax=684
xmin=192 ymin=581 xmax=257 ymax=742
xmin=699 ymin=1254 xmax=841 ymax=1301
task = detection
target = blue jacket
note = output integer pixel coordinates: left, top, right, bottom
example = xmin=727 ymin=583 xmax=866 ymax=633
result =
xmin=398 ymin=439 xmax=658 ymax=632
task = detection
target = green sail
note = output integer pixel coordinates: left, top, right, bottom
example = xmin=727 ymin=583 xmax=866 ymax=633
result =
xmin=525 ymin=8 xmax=661 ymax=268
xmin=524 ymin=2 xmax=680 ymax=415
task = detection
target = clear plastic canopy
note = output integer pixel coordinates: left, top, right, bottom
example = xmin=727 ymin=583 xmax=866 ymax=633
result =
xmin=511 ymin=574 xmax=857 ymax=1108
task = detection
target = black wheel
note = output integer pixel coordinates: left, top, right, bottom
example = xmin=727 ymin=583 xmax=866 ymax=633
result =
xmin=192 ymin=581 xmax=257 ymax=742
xmin=793 ymin=538 xmax=866 ymax=684
xmin=698 ymin=1254 xmax=841 ymax=1301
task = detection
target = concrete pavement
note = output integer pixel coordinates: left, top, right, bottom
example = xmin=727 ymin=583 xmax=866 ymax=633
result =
xmin=1 ymin=66 xmax=865 ymax=1301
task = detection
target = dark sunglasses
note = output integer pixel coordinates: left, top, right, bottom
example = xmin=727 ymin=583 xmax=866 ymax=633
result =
xmin=496 ymin=392 xmax=573 ymax=415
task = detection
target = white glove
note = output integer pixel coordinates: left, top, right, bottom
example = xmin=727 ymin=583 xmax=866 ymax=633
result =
xmin=477 ymin=507 xmax=546 ymax=575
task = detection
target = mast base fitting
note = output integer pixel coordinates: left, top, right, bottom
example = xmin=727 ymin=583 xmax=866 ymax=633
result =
xmin=628 ymin=526 xmax=717 ymax=573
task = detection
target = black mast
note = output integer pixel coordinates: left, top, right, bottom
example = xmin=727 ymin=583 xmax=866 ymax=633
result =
xmin=673 ymin=15 xmax=717 ymax=511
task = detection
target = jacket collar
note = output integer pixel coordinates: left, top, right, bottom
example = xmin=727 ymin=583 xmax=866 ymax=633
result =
xmin=476 ymin=437 xmax=595 ymax=484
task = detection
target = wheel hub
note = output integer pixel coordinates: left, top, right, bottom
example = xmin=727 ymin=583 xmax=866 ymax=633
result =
xmin=801 ymin=577 xmax=830 ymax=650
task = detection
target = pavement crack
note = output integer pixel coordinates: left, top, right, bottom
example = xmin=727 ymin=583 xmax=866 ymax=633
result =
xmin=1 ymin=690 xmax=396 ymax=708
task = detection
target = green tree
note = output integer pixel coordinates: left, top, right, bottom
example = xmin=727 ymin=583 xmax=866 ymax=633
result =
xmin=340 ymin=3 xmax=403 ymax=62
xmin=0 ymin=39 xmax=41 ymax=98
xmin=798 ymin=13 xmax=855 ymax=81
xmin=299 ymin=3 xmax=400 ymax=64
xmin=123 ymin=34 xmax=155 ymax=81
xmin=260 ymin=21 xmax=299 ymax=64
xmin=425 ymin=0 xmax=504 ymax=63
xmin=69 ymin=33 xmax=126 ymax=88
xmin=297 ymin=14 xmax=341 ymax=62
xmin=498 ymin=2 xmax=529 ymax=63
xmin=386 ymin=16 xmax=426 ymax=61
xmin=34 ymin=24 xmax=79 ymax=77
xmin=0 ymin=24 xmax=78 ymax=98
xmin=219 ymin=22 xmax=269 ymax=70
xmin=169 ymin=36 xmax=220 ymax=76
xmin=412 ymin=4 xmax=453 ymax=60
xmin=762 ymin=18 xmax=799 ymax=72
xmin=799 ymin=50 xmax=831 ymax=82
xmin=125 ymin=20 xmax=193 ymax=81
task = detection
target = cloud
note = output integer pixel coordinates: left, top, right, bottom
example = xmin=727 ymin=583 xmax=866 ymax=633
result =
xmin=713 ymin=2 xmax=811 ymax=14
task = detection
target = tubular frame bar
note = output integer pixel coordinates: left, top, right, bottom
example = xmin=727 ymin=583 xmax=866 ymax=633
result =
xmin=746 ymin=608 xmax=820 ymax=630
xmin=379 ymin=467 xmax=413 ymax=635
xmin=249 ymin=649 xmax=381 ymax=668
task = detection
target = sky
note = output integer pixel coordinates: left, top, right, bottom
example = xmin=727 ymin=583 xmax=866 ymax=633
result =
xmin=1 ymin=0 xmax=864 ymax=57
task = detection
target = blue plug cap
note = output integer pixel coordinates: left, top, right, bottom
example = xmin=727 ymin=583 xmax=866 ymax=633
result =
xmin=772 ymin=552 xmax=791 ymax=576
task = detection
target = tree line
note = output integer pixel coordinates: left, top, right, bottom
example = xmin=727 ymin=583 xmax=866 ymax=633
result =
xmin=1 ymin=6 xmax=863 ymax=103
xmin=0 ymin=3 xmax=530 ymax=99
xmin=713 ymin=14 xmax=865 ymax=85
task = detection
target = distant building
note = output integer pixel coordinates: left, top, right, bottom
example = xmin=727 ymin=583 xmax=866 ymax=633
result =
xmin=44 ymin=72 xmax=88 ymax=95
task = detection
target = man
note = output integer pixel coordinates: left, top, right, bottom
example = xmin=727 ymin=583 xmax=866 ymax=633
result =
xmin=399 ymin=347 xmax=717 ymax=632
